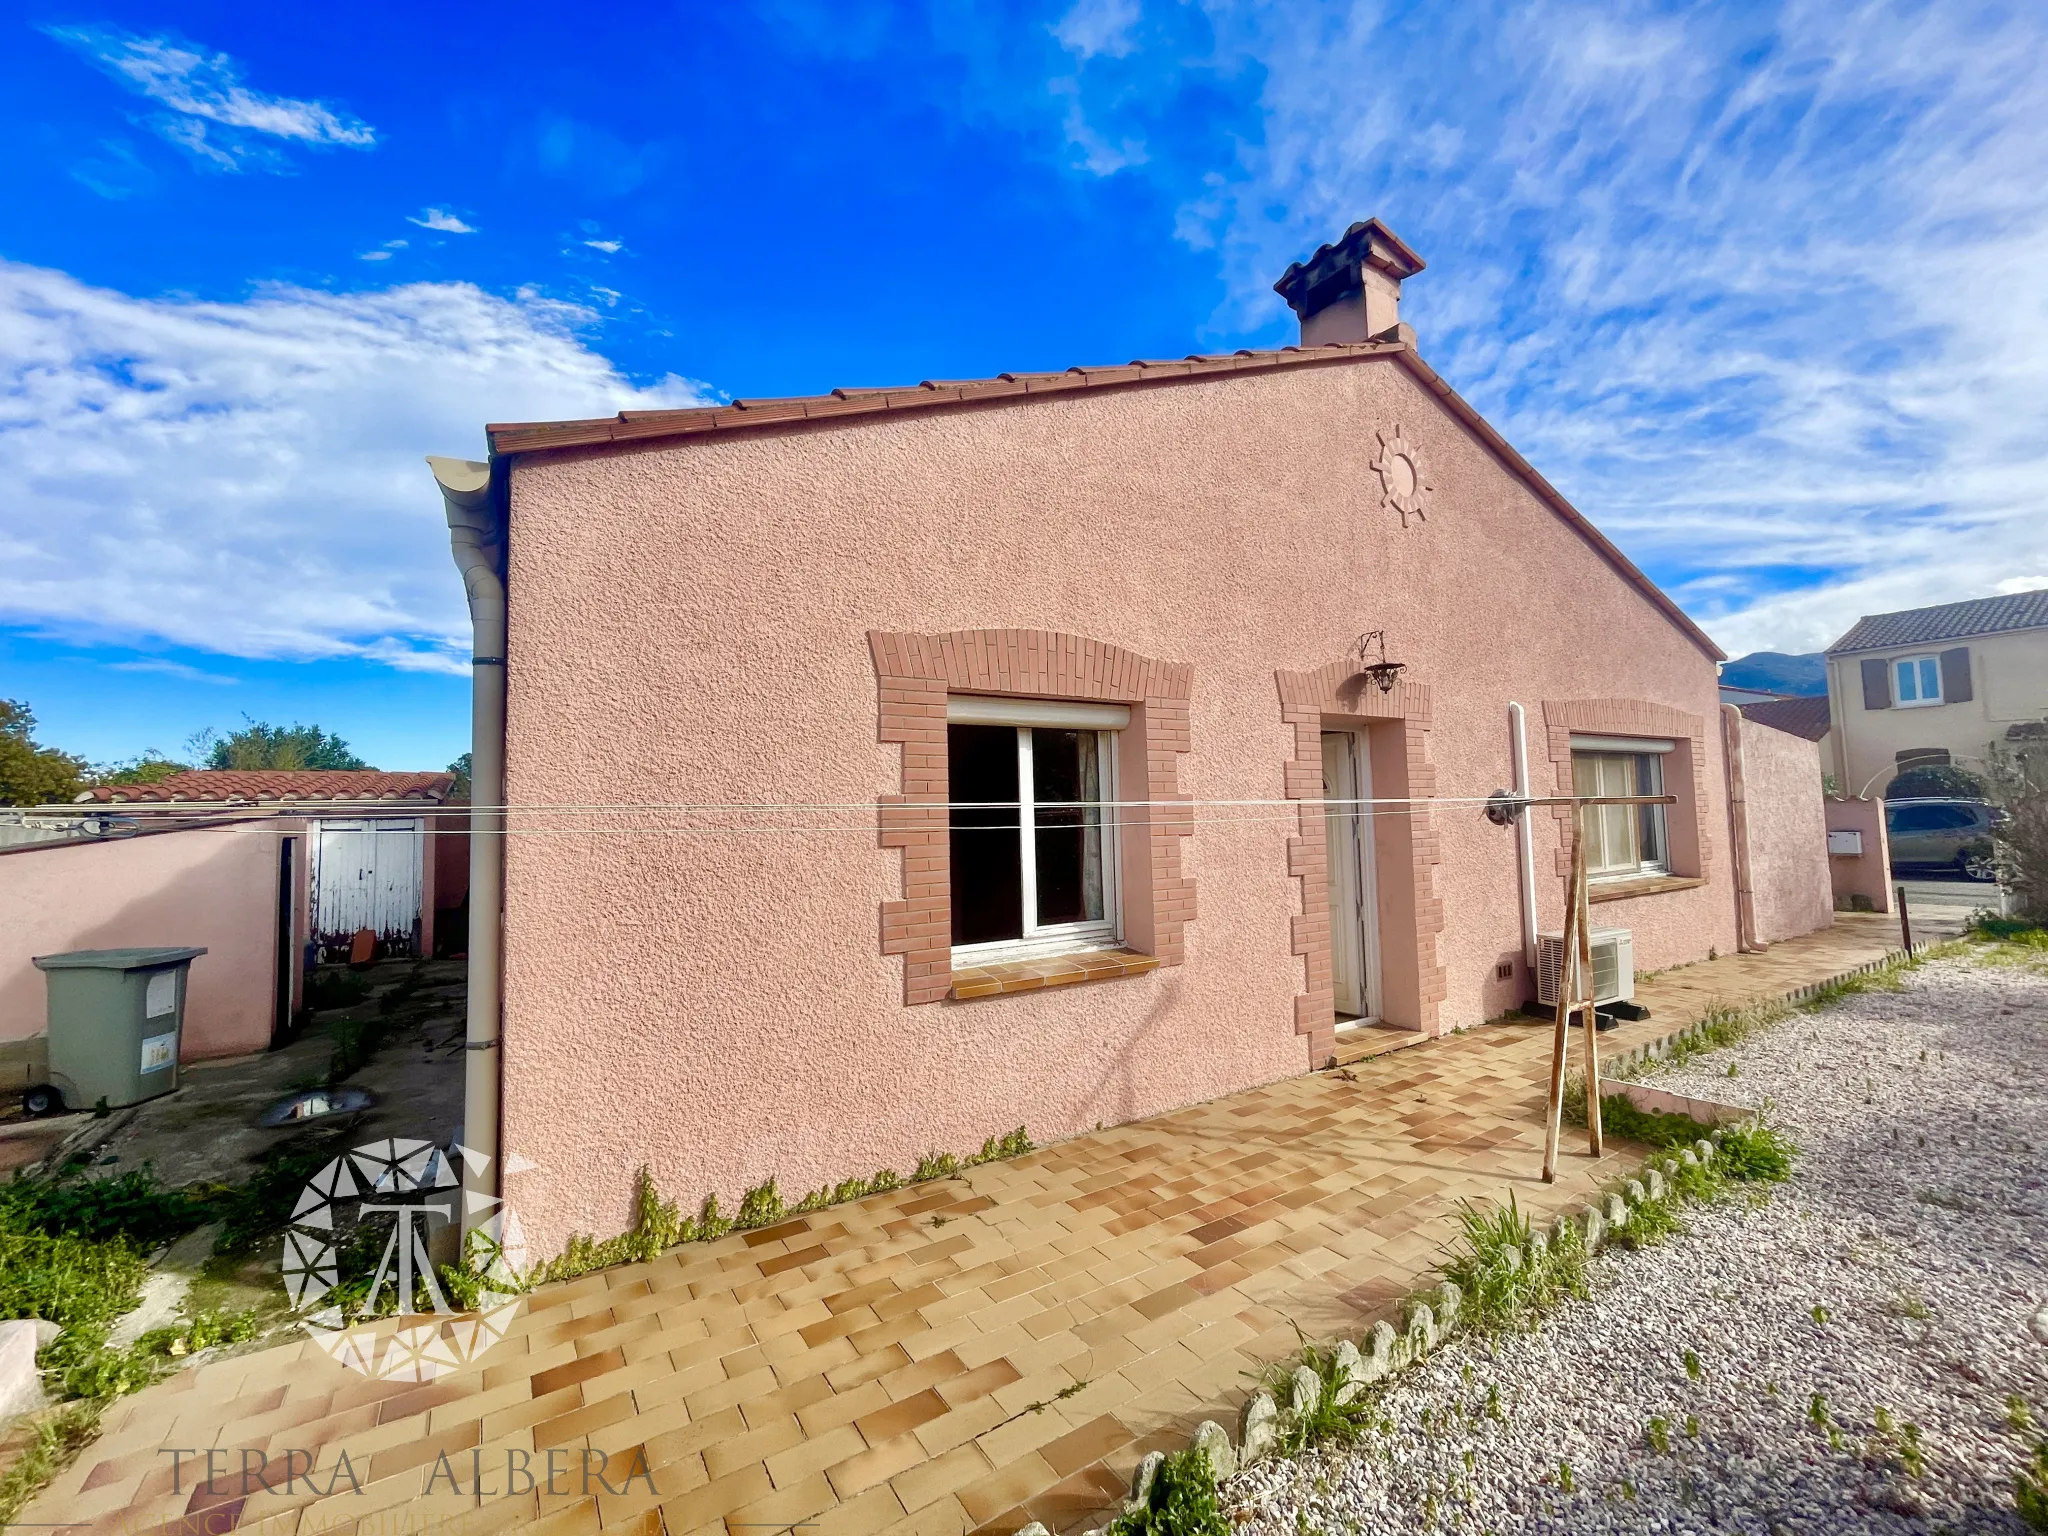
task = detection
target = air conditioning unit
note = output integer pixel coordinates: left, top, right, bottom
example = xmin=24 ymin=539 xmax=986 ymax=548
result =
xmin=1535 ymin=927 xmax=1635 ymax=1007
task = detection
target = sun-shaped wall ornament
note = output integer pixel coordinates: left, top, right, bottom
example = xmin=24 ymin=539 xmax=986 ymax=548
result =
xmin=1373 ymin=425 xmax=1433 ymax=528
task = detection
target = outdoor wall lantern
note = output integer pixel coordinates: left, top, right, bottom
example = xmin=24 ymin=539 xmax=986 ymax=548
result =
xmin=1354 ymin=630 xmax=1407 ymax=693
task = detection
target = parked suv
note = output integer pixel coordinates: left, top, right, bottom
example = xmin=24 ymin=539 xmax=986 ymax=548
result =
xmin=1885 ymin=798 xmax=2002 ymax=880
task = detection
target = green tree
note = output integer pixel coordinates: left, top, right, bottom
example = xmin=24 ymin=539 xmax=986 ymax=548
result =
xmin=446 ymin=752 xmax=472 ymax=801
xmin=89 ymin=754 xmax=191 ymax=787
xmin=0 ymin=699 xmax=88 ymax=806
xmin=196 ymin=719 xmax=371 ymax=771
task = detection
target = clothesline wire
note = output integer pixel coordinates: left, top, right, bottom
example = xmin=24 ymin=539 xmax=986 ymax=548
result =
xmin=45 ymin=791 xmax=1628 ymax=814
xmin=18 ymin=795 xmax=1672 ymax=839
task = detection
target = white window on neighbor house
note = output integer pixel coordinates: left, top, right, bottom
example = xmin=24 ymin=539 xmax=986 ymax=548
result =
xmin=1893 ymin=655 xmax=1943 ymax=707
xmin=1571 ymin=742 xmax=1671 ymax=881
xmin=946 ymin=697 xmax=1122 ymax=963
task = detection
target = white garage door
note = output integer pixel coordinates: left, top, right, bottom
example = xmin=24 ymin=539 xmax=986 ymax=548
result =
xmin=311 ymin=819 xmax=424 ymax=953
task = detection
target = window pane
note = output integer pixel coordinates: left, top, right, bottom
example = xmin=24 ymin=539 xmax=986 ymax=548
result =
xmin=1031 ymin=729 xmax=1106 ymax=927
xmin=1919 ymin=659 xmax=1940 ymax=700
xmin=1634 ymin=753 xmax=1667 ymax=867
xmin=1896 ymin=660 xmax=1919 ymax=701
xmin=948 ymin=724 xmax=1022 ymax=945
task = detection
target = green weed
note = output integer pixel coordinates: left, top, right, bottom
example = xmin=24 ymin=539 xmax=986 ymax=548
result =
xmin=2016 ymin=1435 xmax=2048 ymax=1530
xmin=1105 ymin=1446 xmax=1229 ymax=1536
xmin=1715 ymin=1121 xmax=1796 ymax=1183
xmin=0 ymin=1402 xmax=102 ymax=1528
xmin=912 ymin=1150 xmax=962 ymax=1182
xmin=1439 ymin=1194 xmax=1587 ymax=1335
xmin=0 ymin=1163 xmax=211 ymax=1249
xmin=1262 ymin=1330 xmax=1386 ymax=1454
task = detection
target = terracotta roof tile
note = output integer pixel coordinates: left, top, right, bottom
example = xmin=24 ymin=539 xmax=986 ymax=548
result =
xmin=85 ymin=770 xmax=456 ymax=806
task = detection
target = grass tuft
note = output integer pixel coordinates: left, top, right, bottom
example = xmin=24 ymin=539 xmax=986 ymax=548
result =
xmin=1439 ymin=1194 xmax=1586 ymax=1335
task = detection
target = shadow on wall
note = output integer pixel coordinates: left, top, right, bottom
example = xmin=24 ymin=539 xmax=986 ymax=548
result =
xmin=0 ymin=827 xmax=284 ymax=1066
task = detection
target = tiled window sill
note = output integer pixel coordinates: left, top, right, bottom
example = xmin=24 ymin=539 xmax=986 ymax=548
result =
xmin=950 ymin=947 xmax=1161 ymax=1000
xmin=1588 ymin=874 xmax=1706 ymax=903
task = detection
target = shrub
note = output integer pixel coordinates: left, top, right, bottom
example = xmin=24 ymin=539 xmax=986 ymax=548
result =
xmin=1985 ymin=732 xmax=2048 ymax=924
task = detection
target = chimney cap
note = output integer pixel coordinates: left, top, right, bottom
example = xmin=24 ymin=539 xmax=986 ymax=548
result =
xmin=1273 ymin=218 xmax=1426 ymax=319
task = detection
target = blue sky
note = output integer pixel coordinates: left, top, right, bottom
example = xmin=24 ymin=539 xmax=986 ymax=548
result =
xmin=4 ymin=1 xmax=2046 ymax=770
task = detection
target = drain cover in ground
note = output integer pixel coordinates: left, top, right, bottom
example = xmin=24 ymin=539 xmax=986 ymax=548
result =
xmin=259 ymin=1087 xmax=376 ymax=1127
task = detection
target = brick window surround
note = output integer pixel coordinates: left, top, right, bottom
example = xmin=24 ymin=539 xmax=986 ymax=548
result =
xmin=1277 ymin=660 xmax=1444 ymax=1070
xmin=868 ymin=629 xmax=1195 ymax=1005
xmin=1540 ymin=698 xmax=1715 ymax=885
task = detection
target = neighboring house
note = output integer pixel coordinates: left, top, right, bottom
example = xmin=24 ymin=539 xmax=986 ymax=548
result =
xmin=1823 ymin=589 xmax=2048 ymax=797
xmin=1 ymin=770 xmax=467 ymax=1093
xmin=429 ymin=217 xmax=1835 ymax=1254
xmin=80 ymin=769 xmax=466 ymax=959
xmin=1738 ymin=694 xmax=1833 ymax=776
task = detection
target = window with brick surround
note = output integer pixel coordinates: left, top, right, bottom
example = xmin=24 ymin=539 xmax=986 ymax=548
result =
xmin=948 ymin=696 xmax=1122 ymax=962
xmin=1572 ymin=741 xmax=1670 ymax=880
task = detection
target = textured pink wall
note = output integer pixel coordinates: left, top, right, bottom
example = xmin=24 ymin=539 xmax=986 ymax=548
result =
xmin=498 ymin=354 xmax=1748 ymax=1253
xmin=1825 ymin=797 xmax=1894 ymax=912
xmin=0 ymin=826 xmax=282 ymax=1060
xmin=1732 ymin=717 xmax=1834 ymax=943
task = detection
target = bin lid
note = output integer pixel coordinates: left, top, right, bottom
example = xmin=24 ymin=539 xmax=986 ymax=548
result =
xmin=33 ymin=947 xmax=208 ymax=971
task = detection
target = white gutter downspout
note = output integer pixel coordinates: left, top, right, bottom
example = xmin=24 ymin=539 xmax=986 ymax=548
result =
xmin=1509 ymin=703 xmax=1539 ymax=967
xmin=429 ymin=456 xmax=506 ymax=1232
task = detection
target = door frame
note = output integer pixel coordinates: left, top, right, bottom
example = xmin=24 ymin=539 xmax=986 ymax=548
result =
xmin=1321 ymin=730 xmax=1382 ymax=1025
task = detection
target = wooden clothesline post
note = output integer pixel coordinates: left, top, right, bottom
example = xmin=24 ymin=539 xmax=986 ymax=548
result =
xmin=1542 ymin=804 xmax=1604 ymax=1181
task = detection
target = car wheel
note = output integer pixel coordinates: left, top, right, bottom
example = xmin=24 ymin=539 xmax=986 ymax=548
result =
xmin=22 ymin=1084 xmax=59 ymax=1116
xmin=1959 ymin=849 xmax=1997 ymax=881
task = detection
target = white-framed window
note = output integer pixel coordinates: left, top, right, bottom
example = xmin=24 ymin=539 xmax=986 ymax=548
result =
xmin=947 ymin=697 xmax=1122 ymax=963
xmin=1893 ymin=655 xmax=1943 ymax=707
xmin=1570 ymin=738 xmax=1671 ymax=881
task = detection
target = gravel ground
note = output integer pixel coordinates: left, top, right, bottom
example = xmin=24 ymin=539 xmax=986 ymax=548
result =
xmin=1231 ymin=950 xmax=2048 ymax=1535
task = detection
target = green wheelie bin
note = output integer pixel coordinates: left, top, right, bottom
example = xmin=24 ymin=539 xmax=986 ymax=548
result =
xmin=29 ymin=948 xmax=207 ymax=1112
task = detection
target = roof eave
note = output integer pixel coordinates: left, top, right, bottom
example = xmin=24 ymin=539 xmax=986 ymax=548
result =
xmin=485 ymin=339 xmax=1723 ymax=665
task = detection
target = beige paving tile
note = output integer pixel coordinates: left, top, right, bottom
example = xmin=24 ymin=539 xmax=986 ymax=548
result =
xmin=21 ymin=918 xmax=1903 ymax=1536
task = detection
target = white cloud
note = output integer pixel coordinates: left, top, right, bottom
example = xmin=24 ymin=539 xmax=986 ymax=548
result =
xmin=583 ymin=239 xmax=624 ymax=254
xmin=0 ymin=261 xmax=711 ymax=666
xmin=1107 ymin=1 xmax=2048 ymax=655
xmin=44 ymin=25 xmax=374 ymax=171
xmin=1055 ymin=0 xmax=1142 ymax=60
xmin=108 ymin=659 xmax=237 ymax=684
xmin=408 ymin=207 xmax=477 ymax=234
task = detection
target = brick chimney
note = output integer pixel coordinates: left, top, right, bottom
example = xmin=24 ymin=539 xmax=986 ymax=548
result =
xmin=1274 ymin=219 xmax=1426 ymax=346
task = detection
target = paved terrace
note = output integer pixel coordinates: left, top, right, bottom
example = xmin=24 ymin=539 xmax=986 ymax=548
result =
xmin=36 ymin=914 xmax=1904 ymax=1536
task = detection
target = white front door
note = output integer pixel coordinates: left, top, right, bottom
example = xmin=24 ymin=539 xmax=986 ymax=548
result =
xmin=1322 ymin=732 xmax=1380 ymax=1021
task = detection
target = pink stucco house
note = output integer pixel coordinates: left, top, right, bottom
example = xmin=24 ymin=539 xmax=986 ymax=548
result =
xmin=430 ymin=219 xmax=1832 ymax=1254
